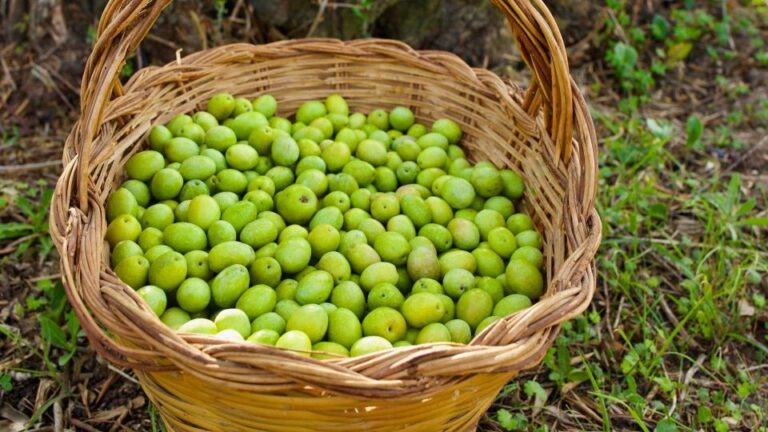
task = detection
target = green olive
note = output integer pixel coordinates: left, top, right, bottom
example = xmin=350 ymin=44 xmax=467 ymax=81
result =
xmin=207 ymin=92 xmax=236 ymax=121
xmin=253 ymin=94 xmax=278 ymax=117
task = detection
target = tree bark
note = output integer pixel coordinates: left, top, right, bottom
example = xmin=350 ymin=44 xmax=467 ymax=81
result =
xmin=250 ymin=0 xmax=596 ymax=68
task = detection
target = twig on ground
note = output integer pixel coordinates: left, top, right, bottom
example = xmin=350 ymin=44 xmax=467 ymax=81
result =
xmin=603 ymin=237 xmax=768 ymax=256
xmin=307 ymin=0 xmax=329 ymax=37
xmin=725 ymin=135 xmax=768 ymax=172
xmin=0 ymin=234 xmax=44 ymax=255
xmin=69 ymin=418 xmax=102 ymax=432
xmin=1 ymin=57 xmax=17 ymax=91
xmin=679 ymin=354 xmax=707 ymax=406
xmin=106 ymin=364 xmax=139 ymax=386
xmin=566 ymin=393 xmax=603 ymax=424
xmin=660 ymin=295 xmax=701 ymax=349
xmin=53 ymin=400 xmax=63 ymax=432
xmin=0 ymin=160 xmax=62 ymax=174
xmin=94 ymin=373 xmax=118 ymax=406
xmin=28 ymin=274 xmax=61 ymax=282
xmin=145 ymin=33 xmax=179 ymax=50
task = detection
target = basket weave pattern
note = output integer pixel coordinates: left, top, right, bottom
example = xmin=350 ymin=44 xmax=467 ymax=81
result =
xmin=50 ymin=0 xmax=601 ymax=430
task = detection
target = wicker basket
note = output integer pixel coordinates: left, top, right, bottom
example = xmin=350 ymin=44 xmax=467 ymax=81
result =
xmin=50 ymin=0 xmax=601 ymax=430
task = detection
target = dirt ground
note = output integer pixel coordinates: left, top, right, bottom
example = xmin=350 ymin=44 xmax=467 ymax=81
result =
xmin=1 ymin=1 xmax=766 ymax=431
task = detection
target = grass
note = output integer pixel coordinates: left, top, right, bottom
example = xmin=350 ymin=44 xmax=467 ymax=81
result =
xmin=1 ymin=1 xmax=766 ymax=430
xmin=0 ymin=182 xmax=54 ymax=257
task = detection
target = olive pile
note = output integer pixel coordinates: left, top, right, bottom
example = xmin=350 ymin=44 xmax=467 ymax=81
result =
xmin=106 ymin=93 xmax=544 ymax=358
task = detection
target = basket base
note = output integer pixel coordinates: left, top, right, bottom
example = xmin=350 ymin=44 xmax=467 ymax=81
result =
xmin=136 ymin=368 xmax=513 ymax=431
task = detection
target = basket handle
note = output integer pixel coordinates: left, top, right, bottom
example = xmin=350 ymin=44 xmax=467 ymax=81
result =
xmin=492 ymin=0 xmax=574 ymax=163
xmin=73 ymin=0 xmax=172 ymax=210
xmin=73 ymin=0 xmax=574 ymax=209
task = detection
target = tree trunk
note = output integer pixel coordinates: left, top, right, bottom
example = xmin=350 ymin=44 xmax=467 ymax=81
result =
xmin=250 ymin=0 xmax=596 ymax=68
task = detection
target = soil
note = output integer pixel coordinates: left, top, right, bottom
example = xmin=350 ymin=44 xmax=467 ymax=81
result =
xmin=0 ymin=1 xmax=765 ymax=430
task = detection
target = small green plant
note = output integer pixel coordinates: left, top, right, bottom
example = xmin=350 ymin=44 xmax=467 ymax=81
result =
xmin=496 ymin=408 xmax=529 ymax=431
xmin=35 ymin=279 xmax=81 ymax=368
xmin=121 ymin=58 xmax=136 ymax=79
xmin=86 ymin=25 xmax=97 ymax=46
xmin=604 ymin=42 xmax=655 ymax=98
xmin=214 ymin=0 xmax=228 ymax=31
xmin=149 ymin=403 xmax=167 ymax=432
xmin=1 ymin=184 xmax=54 ymax=257
xmin=1 ymin=124 xmax=20 ymax=146
xmin=350 ymin=0 xmax=375 ymax=37
xmin=686 ymin=115 xmax=704 ymax=148
xmin=602 ymin=0 xmax=658 ymax=107
xmin=600 ymin=0 xmax=755 ymax=114
xmin=0 ymin=373 xmax=12 ymax=392
xmin=0 ymin=278 xmax=83 ymax=427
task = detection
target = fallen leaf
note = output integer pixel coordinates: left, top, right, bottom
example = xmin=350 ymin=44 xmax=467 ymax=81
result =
xmin=667 ymin=42 xmax=693 ymax=65
xmin=561 ymin=379 xmax=587 ymax=395
xmin=90 ymin=406 xmax=127 ymax=423
xmin=130 ymin=396 xmax=145 ymax=409
xmin=0 ymin=404 xmax=29 ymax=432
xmin=739 ymin=299 xmax=755 ymax=317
